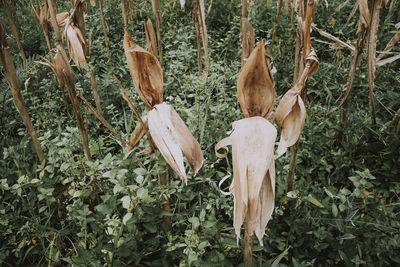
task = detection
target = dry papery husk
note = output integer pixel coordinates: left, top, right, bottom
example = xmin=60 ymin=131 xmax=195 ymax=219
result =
xmin=148 ymin=103 xmax=204 ymax=184
xmin=65 ymin=22 xmax=87 ymax=66
xmin=124 ymin=29 xmax=163 ymax=108
xmin=237 ymin=40 xmax=275 ymax=119
xmin=215 ymin=117 xmax=276 ymax=245
xmin=57 ymin=12 xmax=70 ymax=28
xmin=274 ymin=50 xmax=319 ymax=157
xmin=52 ymin=45 xmax=75 ymax=89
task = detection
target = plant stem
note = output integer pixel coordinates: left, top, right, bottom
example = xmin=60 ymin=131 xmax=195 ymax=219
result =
xmin=158 ymin=168 xmax=172 ymax=230
xmin=3 ymin=0 xmax=29 ymax=73
xmin=121 ymin=0 xmax=129 ymax=29
xmin=0 ymin=20 xmax=44 ymax=163
xmin=99 ymin=0 xmax=111 ymax=61
xmin=244 ymin=217 xmax=254 ymax=267
xmin=151 ymin=0 xmax=163 ymax=66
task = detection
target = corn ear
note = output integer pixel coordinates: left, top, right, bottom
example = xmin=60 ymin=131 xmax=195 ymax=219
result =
xmin=124 ymin=29 xmax=163 ymax=108
xmin=237 ymin=41 xmax=275 ymax=119
xmin=148 ymin=103 xmax=203 ymax=183
xmin=65 ymin=23 xmax=87 ymax=66
xmin=215 ymin=117 xmax=276 ymax=245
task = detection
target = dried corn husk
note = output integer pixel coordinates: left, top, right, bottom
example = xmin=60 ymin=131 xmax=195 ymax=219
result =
xmin=124 ymin=29 xmax=163 ymax=108
xmin=241 ymin=18 xmax=255 ymax=65
xmin=90 ymin=0 xmax=97 ymax=6
xmin=148 ymin=103 xmax=204 ymax=183
xmin=274 ymin=50 xmax=319 ymax=157
xmin=180 ymin=0 xmax=185 ymax=10
xmin=52 ymin=45 xmax=75 ymax=89
xmin=359 ymin=0 xmax=370 ymax=28
xmin=144 ymin=19 xmax=157 ymax=57
xmin=65 ymin=23 xmax=87 ymax=66
xmin=56 ymin=11 xmax=70 ymax=27
xmin=237 ymin=41 xmax=275 ymax=119
xmin=215 ymin=117 xmax=276 ymax=245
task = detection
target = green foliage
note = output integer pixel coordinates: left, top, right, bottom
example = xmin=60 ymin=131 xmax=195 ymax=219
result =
xmin=0 ymin=0 xmax=399 ymax=266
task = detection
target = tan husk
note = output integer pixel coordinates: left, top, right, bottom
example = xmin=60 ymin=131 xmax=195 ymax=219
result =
xmin=148 ymin=103 xmax=204 ymax=183
xmin=359 ymin=0 xmax=370 ymax=28
xmin=241 ymin=18 xmax=255 ymax=66
xmin=237 ymin=40 xmax=275 ymax=119
xmin=65 ymin=23 xmax=87 ymax=66
xmin=215 ymin=117 xmax=276 ymax=245
xmin=124 ymin=29 xmax=163 ymax=108
xmin=180 ymin=0 xmax=185 ymax=10
xmin=274 ymin=50 xmax=319 ymax=157
xmin=56 ymin=11 xmax=70 ymax=27
xmin=144 ymin=19 xmax=158 ymax=57
xmin=90 ymin=0 xmax=97 ymax=6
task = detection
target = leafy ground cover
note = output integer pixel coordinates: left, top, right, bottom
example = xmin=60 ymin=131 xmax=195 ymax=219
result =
xmin=0 ymin=0 xmax=399 ymax=266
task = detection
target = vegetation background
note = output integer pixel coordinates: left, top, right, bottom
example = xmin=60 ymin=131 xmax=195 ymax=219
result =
xmin=0 ymin=0 xmax=399 ymax=266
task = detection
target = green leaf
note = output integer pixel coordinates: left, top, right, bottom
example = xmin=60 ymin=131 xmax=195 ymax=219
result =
xmin=271 ymin=246 xmax=290 ymax=267
xmin=121 ymin=196 xmax=131 ymax=210
xmin=307 ymin=195 xmax=324 ymax=208
xmin=123 ymin=212 xmax=132 ymax=225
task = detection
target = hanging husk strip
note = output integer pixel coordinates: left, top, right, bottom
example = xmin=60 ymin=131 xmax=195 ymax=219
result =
xmin=237 ymin=41 xmax=275 ymax=119
xmin=194 ymin=0 xmax=209 ymax=74
xmin=51 ymin=45 xmax=91 ymax=160
xmin=65 ymin=23 xmax=87 ymax=66
xmin=215 ymin=117 xmax=277 ymax=245
xmin=144 ymin=19 xmax=158 ymax=57
xmin=274 ymin=51 xmax=319 ymax=157
xmin=3 ymin=0 xmax=29 ymax=73
xmin=241 ymin=18 xmax=254 ymax=66
xmin=377 ymin=29 xmax=400 ymax=61
xmin=367 ymin=0 xmax=382 ymax=128
xmin=151 ymin=0 xmax=163 ymax=65
xmin=0 ymin=19 xmax=44 ymax=163
xmin=124 ymin=29 xmax=163 ymax=108
xmin=148 ymin=103 xmax=204 ymax=184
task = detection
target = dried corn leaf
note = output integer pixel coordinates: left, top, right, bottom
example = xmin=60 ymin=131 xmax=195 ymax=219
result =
xmin=377 ymin=29 xmax=400 ymax=61
xmin=124 ymin=119 xmax=147 ymax=159
xmin=56 ymin=12 xmax=70 ymax=27
xmin=148 ymin=103 xmax=203 ymax=183
xmin=144 ymin=19 xmax=157 ymax=57
xmin=237 ymin=41 xmax=275 ymax=119
xmin=53 ymin=44 xmax=75 ymax=89
xmin=65 ymin=23 xmax=87 ymax=66
xmin=241 ymin=18 xmax=255 ymax=65
xmin=124 ymin=29 xmax=163 ymax=108
xmin=215 ymin=117 xmax=276 ymax=245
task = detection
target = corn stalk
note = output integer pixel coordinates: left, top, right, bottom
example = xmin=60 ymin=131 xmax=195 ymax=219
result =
xmin=0 ymin=19 xmax=44 ymax=163
xmin=194 ymin=0 xmax=209 ymax=75
xmin=151 ymin=0 xmax=163 ymax=66
xmin=121 ymin=0 xmax=129 ymax=29
xmin=3 ymin=0 xmax=29 ymax=73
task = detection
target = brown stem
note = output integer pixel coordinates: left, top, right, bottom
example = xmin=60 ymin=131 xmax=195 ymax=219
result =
xmin=3 ymin=0 xmax=29 ymax=73
xmin=78 ymin=93 xmax=126 ymax=146
xmin=99 ymin=0 xmax=111 ymax=60
xmin=286 ymin=141 xmax=298 ymax=194
xmin=367 ymin=0 xmax=382 ymax=129
xmin=195 ymin=11 xmax=202 ymax=75
xmin=243 ymin=218 xmax=254 ymax=267
xmin=158 ymin=170 xmax=172 ymax=230
xmin=151 ymin=0 xmax=163 ymax=66
xmin=194 ymin=0 xmax=209 ymax=74
xmin=90 ymin=70 xmax=102 ymax=115
xmin=121 ymin=0 xmax=129 ymax=29
xmin=47 ymin=0 xmax=62 ymax=44
xmin=0 ymin=20 xmax=44 ymax=163
xmin=271 ymin=0 xmax=283 ymax=52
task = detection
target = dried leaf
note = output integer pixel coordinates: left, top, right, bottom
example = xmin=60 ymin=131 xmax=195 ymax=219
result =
xmin=90 ymin=0 xmax=97 ymax=6
xmin=53 ymin=44 xmax=74 ymax=89
xmin=377 ymin=29 xmax=400 ymax=61
xmin=237 ymin=41 xmax=275 ymax=119
xmin=65 ymin=23 xmax=87 ymax=66
xmin=124 ymin=29 xmax=163 ymax=108
xmin=215 ymin=117 xmax=276 ymax=245
xmin=241 ymin=18 xmax=255 ymax=65
xmin=144 ymin=19 xmax=157 ymax=57
xmin=148 ymin=103 xmax=203 ymax=183
xmin=56 ymin=11 xmax=70 ymax=27
xmin=180 ymin=0 xmax=185 ymax=10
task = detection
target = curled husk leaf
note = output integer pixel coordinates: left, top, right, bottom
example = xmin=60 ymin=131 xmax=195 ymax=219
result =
xmin=124 ymin=29 xmax=163 ymax=108
xmin=65 ymin=23 xmax=87 ymax=66
xmin=148 ymin=103 xmax=204 ymax=184
xmin=274 ymin=50 xmax=318 ymax=157
xmin=56 ymin=12 xmax=70 ymax=27
xmin=237 ymin=40 xmax=275 ymax=119
xmin=215 ymin=117 xmax=276 ymax=245
xmin=52 ymin=45 xmax=75 ymax=89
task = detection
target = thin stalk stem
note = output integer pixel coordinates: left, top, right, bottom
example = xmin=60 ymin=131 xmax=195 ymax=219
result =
xmin=99 ymin=0 xmax=111 ymax=61
xmin=244 ymin=218 xmax=254 ymax=267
